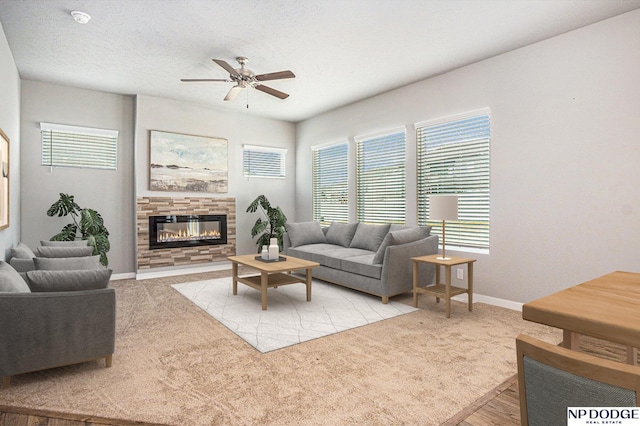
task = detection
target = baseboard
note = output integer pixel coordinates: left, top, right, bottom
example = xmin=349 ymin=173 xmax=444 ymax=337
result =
xmin=122 ymin=265 xmax=524 ymax=311
xmin=452 ymin=293 xmax=523 ymax=312
xmin=111 ymin=272 xmax=136 ymax=281
xmin=135 ymin=261 xmax=232 ymax=280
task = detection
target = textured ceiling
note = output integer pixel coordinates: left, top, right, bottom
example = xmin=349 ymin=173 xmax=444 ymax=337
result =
xmin=1 ymin=0 xmax=639 ymax=122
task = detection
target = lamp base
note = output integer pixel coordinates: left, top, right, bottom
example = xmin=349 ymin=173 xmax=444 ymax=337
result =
xmin=436 ymin=256 xmax=452 ymax=261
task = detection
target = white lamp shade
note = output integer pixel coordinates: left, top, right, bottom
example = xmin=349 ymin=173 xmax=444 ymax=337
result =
xmin=429 ymin=195 xmax=458 ymax=220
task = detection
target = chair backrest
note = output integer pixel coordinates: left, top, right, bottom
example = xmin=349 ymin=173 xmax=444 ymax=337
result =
xmin=516 ymin=334 xmax=640 ymax=426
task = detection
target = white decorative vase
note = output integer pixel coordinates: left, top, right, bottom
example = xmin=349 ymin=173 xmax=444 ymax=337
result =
xmin=268 ymin=238 xmax=279 ymax=260
xmin=261 ymin=245 xmax=269 ymax=260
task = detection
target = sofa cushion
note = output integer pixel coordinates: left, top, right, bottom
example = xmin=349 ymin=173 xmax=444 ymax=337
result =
xmin=286 ymin=221 xmax=327 ymax=247
xmin=349 ymin=223 xmax=390 ymax=252
xmin=34 ymin=255 xmax=102 ymax=270
xmin=325 ymin=222 xmax=358 ymax=247
xmin=288 ymin=244 xmax=372 ymax=269
xmin=373 ymin=226 xmax=432 ymax=264
xmin=0 ymin=261 xmax=31 ymax=292
xmin=9 ymin=258 xmax=36 ymax=273
xmin=26 ymin=269 xmax=112 ymax=292
xmin=10 ymin=242 xmax=36 ymax=259
xmin=340 ymin=254 xmax=382 ymax=280
xmin=36 ymin=246 xmax=94 ymax=258
xmin=40 ymin=240 xmax=89 ymax=247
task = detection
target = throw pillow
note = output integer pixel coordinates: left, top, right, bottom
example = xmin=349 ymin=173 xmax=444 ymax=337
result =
xmin=389 ymin=224 xmax=411 ymax=232
xmin=34 ymin=255 xmax=102 ymax=271
xmin=349 ymin=223 xmax=390 ymax=252
xmin=26 ymin=269 xmax=112 ymax=292
xmin=325 ymin=222 xmax=358 ymax=247
xmin=10 ymin=242 xmax=36 ymax=259
xmin=373 ymin=226 xmax=432 ymax=264
xmin=389 ymin=226 xmax=432 ymax=245
xmin=372 ymin=233 xmax=394 ymax=264
xmin=40 ymin=240 xmax=89 ymax=247
xmin=36 ymin=246 xmax=94 ymax=258
xmin=286 ymin=221 xmax=327 ymax=248
xmin=0 ymin=261 xmax=31 ymax=292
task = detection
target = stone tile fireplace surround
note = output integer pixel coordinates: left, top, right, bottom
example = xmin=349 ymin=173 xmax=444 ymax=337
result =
xmin=137 ymin=197 xmax=236 ymax=270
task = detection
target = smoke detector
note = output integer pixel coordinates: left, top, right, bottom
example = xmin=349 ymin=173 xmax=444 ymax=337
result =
xmin=70 ymin=11 xmax=91 ymax=24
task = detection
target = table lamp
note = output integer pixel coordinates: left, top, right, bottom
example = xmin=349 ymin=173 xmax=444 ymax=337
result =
xmin=429 ymin=195 xmax=458 ymax=260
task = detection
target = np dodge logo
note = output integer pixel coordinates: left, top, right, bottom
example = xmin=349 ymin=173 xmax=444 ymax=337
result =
xmin=568 ymin=408 xmax=640 ymax=425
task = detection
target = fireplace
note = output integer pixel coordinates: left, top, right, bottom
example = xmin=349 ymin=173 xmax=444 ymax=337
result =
xmin=149 ymin=214 xmax=227 ymax=249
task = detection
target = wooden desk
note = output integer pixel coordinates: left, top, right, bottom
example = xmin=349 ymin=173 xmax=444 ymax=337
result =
xmin=522 ymin=271 xmax=640 ymax=364
xmin=411 ymin=254 xmax=476 ymax=318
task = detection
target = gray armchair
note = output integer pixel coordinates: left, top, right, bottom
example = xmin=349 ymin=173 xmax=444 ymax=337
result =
xmin=516 ymin=334 xmax=640 ymax=426
xmin=0 ymin=261 xmax=115 ymax=387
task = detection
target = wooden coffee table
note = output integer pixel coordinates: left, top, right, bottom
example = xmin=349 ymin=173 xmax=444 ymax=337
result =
xmin=227 ymin=254 xmax=320 ymax=310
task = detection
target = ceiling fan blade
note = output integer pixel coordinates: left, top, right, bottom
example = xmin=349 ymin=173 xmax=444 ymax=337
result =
xmin=224 ymin=85 xmax=244 ymax=101
xmin=213 ymin=59 xmax=240 ymax=77
xmin=255 ymin=70 xmax=295 ymax=81
xmin=254 ymin=84 xmax=289 ymax=99
xmin=181 ymin=78 xmax=231 ymax=82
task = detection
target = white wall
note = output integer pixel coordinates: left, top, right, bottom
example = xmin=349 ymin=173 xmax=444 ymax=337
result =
xmin=0 ymin=22 xmax=21 ymax=261
xmin=296 ymin=10 xmax=640 ymax=303
xmin=20 ymin=81 xmax=135 ymax=274
xmin=134 ymin=95 xmax=296 ymax=263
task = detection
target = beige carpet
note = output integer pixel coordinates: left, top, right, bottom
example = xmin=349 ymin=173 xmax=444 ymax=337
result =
xmin=0 ymin=271 xmax=561 ymax=425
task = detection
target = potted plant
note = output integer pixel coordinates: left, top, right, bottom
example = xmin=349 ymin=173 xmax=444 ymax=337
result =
xmin=46 ymin=193 xmax=111 ymax=266
xmin=246 ymin=195 xmax=287 ymax=253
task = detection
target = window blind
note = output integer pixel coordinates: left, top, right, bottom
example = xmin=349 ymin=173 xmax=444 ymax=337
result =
xmin=312 ymin=142 xmax=349 ymax=225
xmin=41 ymin=122 xmax=118 ymax=170
xmin=416 ymin=111 xmax=490 ymax=248
xmin=355 ymin=129 xmax=406 ymax=224
xmin=242 ymin=145 xmax=287 ymax=178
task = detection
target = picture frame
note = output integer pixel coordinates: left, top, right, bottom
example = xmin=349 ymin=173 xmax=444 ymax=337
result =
xmin=0 ymin=129 xmax=9 ymax=230
xmin=149 ymin=130 xmax=228 ymax=193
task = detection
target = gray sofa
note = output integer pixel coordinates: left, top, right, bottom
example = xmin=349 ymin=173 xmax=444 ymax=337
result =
xmin=0 ymin=258 xmax=114 ymax=388
xmin=284 ymin=221 xmax=438 ymax=303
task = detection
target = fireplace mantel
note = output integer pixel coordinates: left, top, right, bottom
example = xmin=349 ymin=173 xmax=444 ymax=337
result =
xmin=136 ymin=197 xmax=236 ymax=270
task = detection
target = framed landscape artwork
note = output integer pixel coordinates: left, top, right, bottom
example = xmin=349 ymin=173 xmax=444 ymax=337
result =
xmin=0 ymin=129 xmax=9 ymax=230
xmin=149 ymin=130 xmax=228 ymax=193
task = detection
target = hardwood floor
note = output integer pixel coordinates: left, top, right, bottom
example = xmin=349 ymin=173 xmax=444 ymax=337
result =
xmin=1 ymin=380 xmax=521 ymax=426
xmin=0 ymin=405 xmax=160 ymax=426
xmin=456 ymin=381 xmax=521 ymax=425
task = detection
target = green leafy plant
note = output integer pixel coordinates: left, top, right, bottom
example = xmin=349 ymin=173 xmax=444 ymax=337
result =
xmin=246 ymin=194 xmax=287 ymax=253
xmin=46 ymin=193 xmax=111 ymax=266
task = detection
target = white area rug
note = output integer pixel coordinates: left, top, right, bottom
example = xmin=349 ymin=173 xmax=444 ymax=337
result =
xmin=172 ymin=277 xmax=417 ymax=353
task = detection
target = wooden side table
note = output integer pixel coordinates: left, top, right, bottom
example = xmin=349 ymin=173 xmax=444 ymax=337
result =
xmin=411 ymin=254 xmax=476 ymax=318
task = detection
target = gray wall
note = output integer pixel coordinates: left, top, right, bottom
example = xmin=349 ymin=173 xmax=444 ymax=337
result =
xmin=7 ymin=10 xmax=640 ymax=302
xmin=295 ymin=10 xmax=640 ymax=304
xmin=20 ymin=80 xmax=135 ymax=274
xmin=134 ymin=95 xmax=297 ymax=263
xmin=0 ymin=22 xmax=21 ymax=261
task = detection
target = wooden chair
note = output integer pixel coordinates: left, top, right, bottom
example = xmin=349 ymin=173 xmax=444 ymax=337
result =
xmin=516 ymin=334 xmax=640 ymax=426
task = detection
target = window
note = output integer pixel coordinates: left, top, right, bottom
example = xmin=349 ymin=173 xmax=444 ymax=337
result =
xmin=41 ymin=122 xmax=118 ymax=170
xmin=242 ymin=145 xmax=287 ymax=178
xmin=312 ymin=142 xmax=348 ymax=224
xmin=416 ymin=109 xmax=490 ymax=249
xmin=355 ymin=129 xmax=406 ymax=224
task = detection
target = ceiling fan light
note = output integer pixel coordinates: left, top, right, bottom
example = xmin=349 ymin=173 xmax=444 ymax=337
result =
xmin=71 ymin=11 xmax=91 ymax=24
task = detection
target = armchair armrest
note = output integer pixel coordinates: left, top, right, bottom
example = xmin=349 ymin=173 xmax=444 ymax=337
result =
xmin=0 ymin=288 xmax=116 ymax=381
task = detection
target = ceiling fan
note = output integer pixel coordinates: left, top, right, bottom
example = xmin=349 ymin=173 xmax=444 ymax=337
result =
xmin=181 ymin=56 xmax=295 ymax=102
